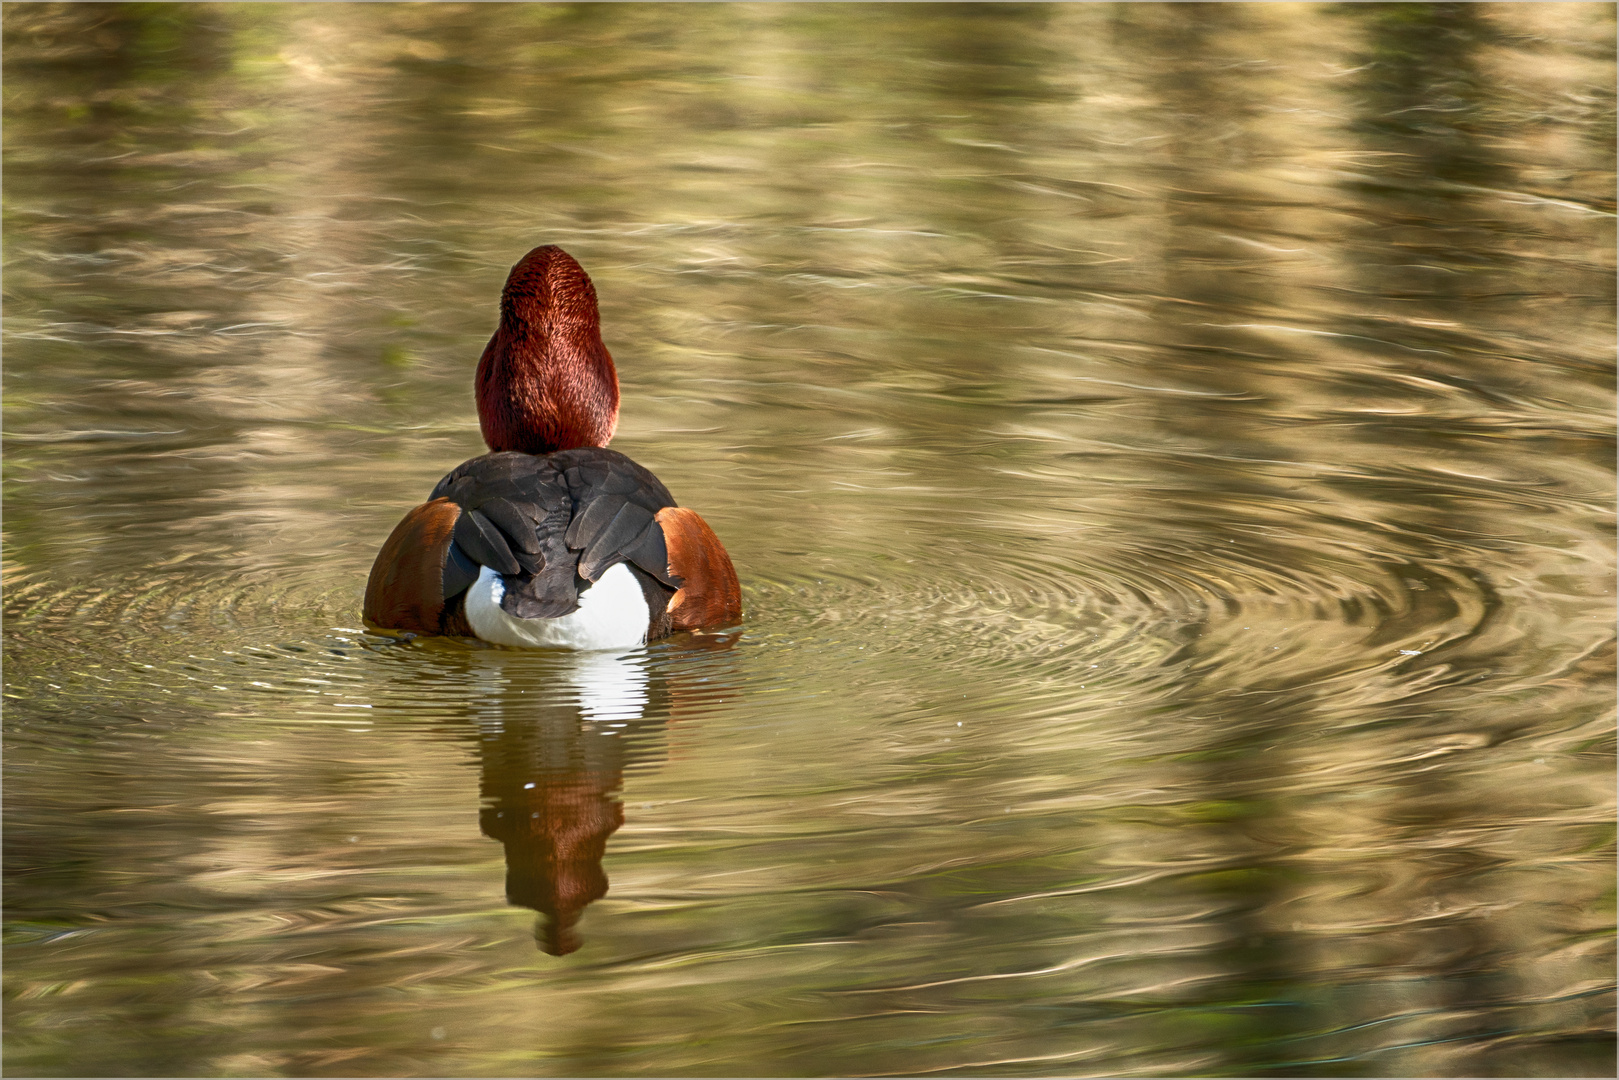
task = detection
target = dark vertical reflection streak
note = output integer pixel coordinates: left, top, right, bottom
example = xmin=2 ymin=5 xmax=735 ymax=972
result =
xmin=1112 ymin=5 xmax=1318 ymax=1070
xmin=1328 ymin=5 xmax=1550 ymax=1069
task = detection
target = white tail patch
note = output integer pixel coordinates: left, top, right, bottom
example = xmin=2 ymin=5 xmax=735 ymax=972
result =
xmin=464 ymin=563 xmax=650 ymax=650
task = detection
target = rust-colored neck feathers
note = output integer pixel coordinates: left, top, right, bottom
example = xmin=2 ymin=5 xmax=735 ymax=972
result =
xmin=477 ymin=246 xmax=620 ymax=454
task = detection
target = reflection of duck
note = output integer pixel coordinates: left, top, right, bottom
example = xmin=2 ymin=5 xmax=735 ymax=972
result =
xmin=468 ymin=640 xmax=738 ymax=954
xmin=364 ymin=246 xmax=741 ymax=649
xmin=475 ymin=653 xmax=653 ymax=955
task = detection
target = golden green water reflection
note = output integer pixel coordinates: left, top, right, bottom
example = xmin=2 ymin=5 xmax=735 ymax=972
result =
xmin=4 ymin=3 xmax=1614 ymax=1076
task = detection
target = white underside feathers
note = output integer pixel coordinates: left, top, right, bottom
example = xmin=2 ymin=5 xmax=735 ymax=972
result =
xmin=464 ymin=562 xmax=650 ymax=650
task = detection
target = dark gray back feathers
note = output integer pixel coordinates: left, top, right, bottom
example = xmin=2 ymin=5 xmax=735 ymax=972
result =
xmin=429 ymin=448 xmax=679 ymax=620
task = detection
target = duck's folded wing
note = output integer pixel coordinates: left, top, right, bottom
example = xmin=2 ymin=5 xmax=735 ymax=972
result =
xmin=429 ymin=452 xmax=580 ymax=619
xmin=556 ymin=449 xmax=680 ymax=588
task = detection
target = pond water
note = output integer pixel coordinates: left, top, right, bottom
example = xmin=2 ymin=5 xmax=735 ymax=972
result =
xmin=4 ymin=4 xmax=1614 ymax=1076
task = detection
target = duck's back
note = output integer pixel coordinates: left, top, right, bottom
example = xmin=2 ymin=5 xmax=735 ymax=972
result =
xmin=364 ymin=448 xmax=738 ymax=648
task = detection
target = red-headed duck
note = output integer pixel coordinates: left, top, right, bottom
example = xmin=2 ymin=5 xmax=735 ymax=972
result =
xmin=364 ymin=246 xmax=741 ymax=649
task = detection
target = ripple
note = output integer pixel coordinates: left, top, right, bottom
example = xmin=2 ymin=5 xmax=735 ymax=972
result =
xmin=2 ymin=558 xmax=756 ymax=739
xmin=4 ymin=504 xmax=1508 ymax=746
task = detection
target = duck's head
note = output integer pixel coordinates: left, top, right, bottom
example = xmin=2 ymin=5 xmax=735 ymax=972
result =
xmin=476 ymin=245 xmax=620 ymax=454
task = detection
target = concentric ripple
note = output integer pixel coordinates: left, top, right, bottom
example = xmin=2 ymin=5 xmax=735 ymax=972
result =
xmin=4 ymin=514 xmax=1504 ymax=735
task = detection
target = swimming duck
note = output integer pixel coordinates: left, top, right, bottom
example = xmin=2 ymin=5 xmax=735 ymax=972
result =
xmin=363 ymin=245 xmax=741 ymax=649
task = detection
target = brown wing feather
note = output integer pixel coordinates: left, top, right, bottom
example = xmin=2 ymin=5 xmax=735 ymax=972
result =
xmin=655 ymin=507 xmax=742 ymax=631
xmin=364 ymin=498 xmax=472 ymax=635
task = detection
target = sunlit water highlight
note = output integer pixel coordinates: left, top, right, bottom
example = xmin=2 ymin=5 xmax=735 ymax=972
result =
xmin=4 ymin=4 xmax=1614 ymax=1077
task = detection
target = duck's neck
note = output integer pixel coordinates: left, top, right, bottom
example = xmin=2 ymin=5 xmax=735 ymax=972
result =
xmin=476 ymin=247 xmax=620 ymax=455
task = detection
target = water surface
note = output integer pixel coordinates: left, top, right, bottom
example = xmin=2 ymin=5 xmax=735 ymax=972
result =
xmin=4 ymin=4 xmax=1615 ymax=1076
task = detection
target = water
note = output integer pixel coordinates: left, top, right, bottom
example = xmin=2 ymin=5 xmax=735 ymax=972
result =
xmin=4 ymin=4 xmax=1614 ymax=1076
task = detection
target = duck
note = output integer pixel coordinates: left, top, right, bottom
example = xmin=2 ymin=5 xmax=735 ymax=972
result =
xmin=363 ymin=245 xmax=741 ymax=650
